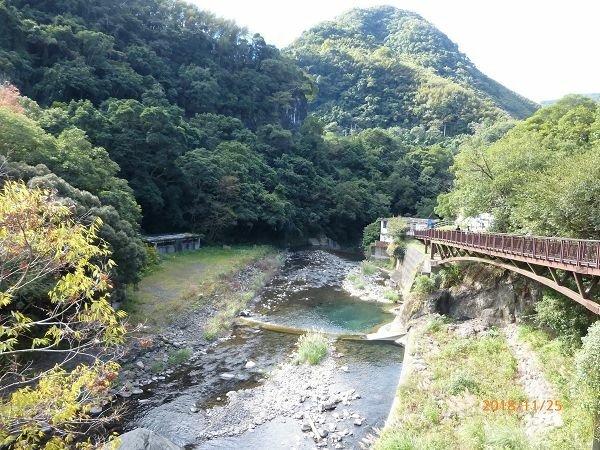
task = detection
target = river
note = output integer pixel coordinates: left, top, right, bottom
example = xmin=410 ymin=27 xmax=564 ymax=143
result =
xmin=123 ymin=250 xmax=404 ymax=449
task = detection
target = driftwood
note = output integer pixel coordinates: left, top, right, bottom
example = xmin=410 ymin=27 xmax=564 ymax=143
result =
xmin=305 ymin=412 xmax=322 ymax=439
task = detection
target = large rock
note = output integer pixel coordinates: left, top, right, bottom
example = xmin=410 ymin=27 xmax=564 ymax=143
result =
xmin=109 ymin=428 xmax=182 ymax=450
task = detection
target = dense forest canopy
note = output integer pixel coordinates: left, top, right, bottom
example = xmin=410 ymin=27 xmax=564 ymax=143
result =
xmin=286 ymin=6 xmax=539 ymax=135
xmin=0 ymin=1 xmax=542 ymax=295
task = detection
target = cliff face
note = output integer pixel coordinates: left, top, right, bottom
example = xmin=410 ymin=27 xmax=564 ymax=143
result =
xmin=404 ymin=264 xmax=542 ymax=325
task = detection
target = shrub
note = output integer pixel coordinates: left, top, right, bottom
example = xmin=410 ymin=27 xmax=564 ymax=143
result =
xmin=296 ymin=332 xmax=328 ymax=365
xmin=362 ymin=220 xmax=381 ymax=251
xmin=412 ymin=275 xmax=435 ymax=298
xmin=534 ymin=290 xmax=596 ymax=349
xmin=360 ymin=260 xmax=377 ymax=276
xmin=168 ymin=347 xmax=192 ymax=366
xmin=448 ymin=371 xmax=480 ymax=395
xmin=383 ymin=289 xmax=400 ymax=302
xmin=576 ymin=321 xmax=600 ymax=445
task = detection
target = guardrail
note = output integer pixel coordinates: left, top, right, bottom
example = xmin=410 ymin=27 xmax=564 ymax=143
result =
xmin=413 ymin=229 xmax=600 ymax=270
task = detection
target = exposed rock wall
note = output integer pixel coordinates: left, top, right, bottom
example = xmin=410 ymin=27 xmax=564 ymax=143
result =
xmin=403 ymin=264 xmax=542 ymax=326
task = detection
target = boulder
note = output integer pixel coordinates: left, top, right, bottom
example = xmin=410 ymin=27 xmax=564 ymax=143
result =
xmin=107 ymin=428 xmax=182 ymax=450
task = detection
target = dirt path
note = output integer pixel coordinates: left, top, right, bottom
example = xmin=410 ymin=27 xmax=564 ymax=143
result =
xmin=503 ymin=324 xmax=563 ymax=439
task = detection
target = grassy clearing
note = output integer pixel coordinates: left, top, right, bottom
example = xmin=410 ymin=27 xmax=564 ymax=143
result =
xmin=375 ymin=318 xmax=529 ymax=450
xmin=123 ymin=245 xmax=275 ymax=330
xmin=518 ymin=324 xmax=594 ymax=448
xmin=295 ymin=332 xmax=328 ymax=365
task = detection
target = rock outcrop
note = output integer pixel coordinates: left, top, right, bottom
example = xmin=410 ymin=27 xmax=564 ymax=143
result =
xmin=109 ymin=428 xmax=182 ymax=450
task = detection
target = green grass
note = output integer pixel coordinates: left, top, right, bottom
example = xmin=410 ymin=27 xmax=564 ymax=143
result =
xmin=374 ymin=319 xmax=529 ymax=450
xmin=295 ymin=332 xmax=328 ymax=365
xmin=518 ymin=324 xmax=594 ymax=449
xmin=123 ymin=245 xmax=274 ymax=330
xmin=360 ymin=260 xmax=378 ymax=276
xmin=149 ymin=348 xmax=193 ymax=374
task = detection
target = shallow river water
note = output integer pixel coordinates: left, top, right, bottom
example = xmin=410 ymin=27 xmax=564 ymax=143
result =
xmin=125 ymin=250 xmax=404 ymax=449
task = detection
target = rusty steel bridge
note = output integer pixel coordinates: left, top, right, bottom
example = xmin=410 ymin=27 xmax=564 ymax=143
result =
xmin=412 ymin=229 xmax=600 ymax=315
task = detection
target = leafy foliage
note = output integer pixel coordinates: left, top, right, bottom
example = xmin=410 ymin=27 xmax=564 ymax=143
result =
xmin=286 ymin=6 xmax=538 ymax=135
xmin=438 ymin=95 xmax=600 ymax=238
xmin=576 ymin=321 xmax=600 ymax=444
xmin=0 ymin=180 xmax=125 ymax=448
xmin=534 ymin=291 xmax=597 ymax=349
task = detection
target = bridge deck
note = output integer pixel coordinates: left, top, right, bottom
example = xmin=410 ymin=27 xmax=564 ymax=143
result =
xmin=412 ymin=229 xmax=600 ymax=315
xmin=413 ymin=229 xmax=600 ymax=275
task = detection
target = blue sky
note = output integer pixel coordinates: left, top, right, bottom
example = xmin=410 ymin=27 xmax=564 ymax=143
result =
xmin=192 ymin=0 xmax=600 ymax=103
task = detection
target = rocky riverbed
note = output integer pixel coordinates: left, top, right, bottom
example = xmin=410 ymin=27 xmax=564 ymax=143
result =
xmin=111 ymin=250 xmax=404 ymax=449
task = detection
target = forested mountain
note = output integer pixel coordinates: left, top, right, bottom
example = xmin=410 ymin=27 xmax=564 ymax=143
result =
xmin=0 ymin=1 xmax=541 ymax=296
xmin=287 ymin=6 xmax=538 ymax=135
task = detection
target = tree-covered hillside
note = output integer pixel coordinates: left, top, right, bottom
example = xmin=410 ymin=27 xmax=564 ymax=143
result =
xmin=0 ymin=0 xmax=466 ymax=247
xmin=437 ymin=95 xmax=600 ymax=239
xmin=286 ymin=6 xmax=538 ymax=135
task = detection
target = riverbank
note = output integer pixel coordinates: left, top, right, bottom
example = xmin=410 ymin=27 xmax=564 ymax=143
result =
xmin=372 ymin=262 xmax=595 ymax=449
xmin=113 ymin=246 xmax=282 ymax=398
xmin=123 ymin=245 xmax=278 ymax=330
xmin=113 ymin=249 xmax=403 ymax=449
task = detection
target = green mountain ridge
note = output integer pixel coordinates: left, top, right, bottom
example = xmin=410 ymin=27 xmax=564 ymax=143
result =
xmin=286 ymin=6 xmax=539 ymax=135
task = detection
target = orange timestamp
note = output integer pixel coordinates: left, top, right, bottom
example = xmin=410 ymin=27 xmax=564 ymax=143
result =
xmin=483 ymin=399 xmax=562 ymax=413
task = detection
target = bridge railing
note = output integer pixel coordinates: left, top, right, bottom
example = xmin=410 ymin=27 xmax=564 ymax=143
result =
xmin=413 ymin=229 xmax=600 ymax=269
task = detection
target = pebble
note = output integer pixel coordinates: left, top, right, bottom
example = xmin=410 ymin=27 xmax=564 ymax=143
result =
xmin=132 ymin=388 xmax=144 ymax=395
xmin=135 ymin=361 xmax=145 ymax=369
xmin=220 ymin=373 xmax=236 ymax=380
xmin=190 ymin=406 xmax=199 ymax=413
xmin=245 ymin=360 xmax=256 ymax=369
xmin=88 ymin=405 xmax=103 ymax=415
xmin=353 ymin=419 xmax=363 ymax=426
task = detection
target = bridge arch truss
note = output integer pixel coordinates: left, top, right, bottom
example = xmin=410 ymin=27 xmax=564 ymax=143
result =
xmin=413 ymin=229 xmax=600 ymax=315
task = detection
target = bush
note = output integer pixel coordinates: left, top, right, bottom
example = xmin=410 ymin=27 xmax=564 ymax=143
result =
xmin=412 ymin=275 xmax=436 ymax=298
xmin=383 ymin=289 xmax=401 ymax=302
xmin=576 ymin=321 xmax=600 ymax=445
xmin=296 ymin=332 xmax=328 ymax=365
xmin=534 ymin=291 xmax=596 ymax=349
xmin=360 ymin=261 xmax=377 ymax=276
xmin=448 ymin=371 xmax=480 ymax=395
xmin=168 ymin=347 xmax=192 ymax=366
xmin=362 ymin=220 xmax=381 ymax=251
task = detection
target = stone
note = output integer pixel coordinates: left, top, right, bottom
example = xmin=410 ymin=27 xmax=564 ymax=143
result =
xmin=190 ymin=406 xmax=198 ymax=413
xmin=239 ymin=309 xmax=251 ymax=317
xmin=340 ymin=365 xmax=349 ymax=372
xmin=219 ymin=373 xmax=236 ymax=380
xmin=318 ymin=428 xmax=328 ymax=438
xmin=106 ymin=428 xmax=182 ymax=450
xmin=135 ymin=361 xmax=145 ymax=369
xmin=244 ymin=360 xmax=256 ymax=369
xmin=132 ymin=388 xmax=144 ymax=395
xmin=353 ymin=418 xmax=363 ymax=426
xmin=89 ymin=405 xmax=103 ymax=416
xmin=301 ymin=422 xmax=311 ymax=432
xmin=320 ymin=401 xmax=337 ymax=411
xmin=327 ymin=423 xmax=337 ymax=432
xmin=118 ymin=390 xmax=132 ymax=398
